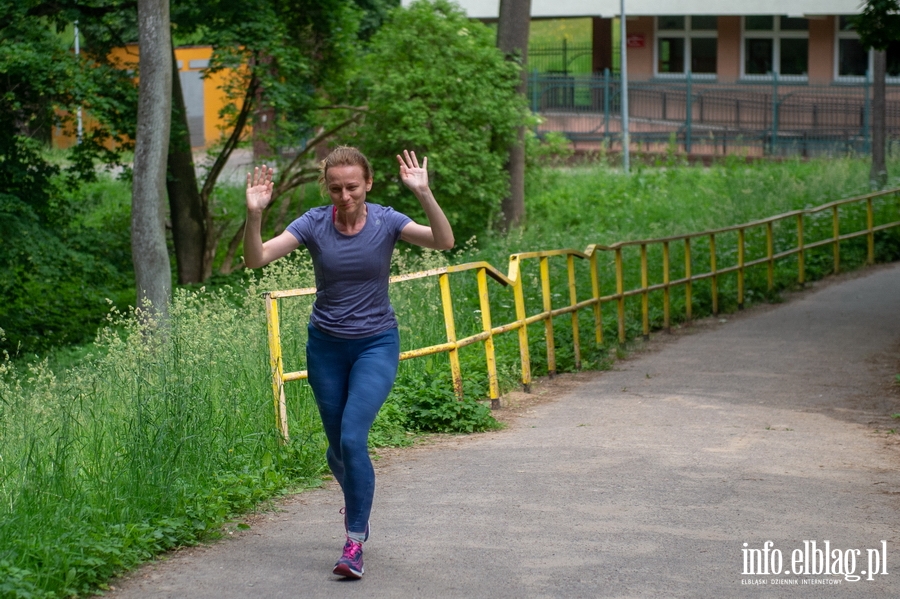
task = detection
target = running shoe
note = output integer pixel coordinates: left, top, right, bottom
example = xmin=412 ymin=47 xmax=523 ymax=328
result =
xmin=332 ymin=537 xmax=364 ymax=579
xmin=340 ymin=507 xmax=370 ymax=542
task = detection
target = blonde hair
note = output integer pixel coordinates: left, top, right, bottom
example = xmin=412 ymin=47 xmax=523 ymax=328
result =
xmin=318 ymin=146 xmax=374 ymax=194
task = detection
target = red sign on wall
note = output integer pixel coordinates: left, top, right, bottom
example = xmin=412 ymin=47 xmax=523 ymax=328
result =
xmin=626 ymin=34 xmax=646 ymax=48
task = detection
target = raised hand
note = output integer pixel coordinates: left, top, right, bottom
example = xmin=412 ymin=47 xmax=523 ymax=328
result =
xmin=397 ymin=150 xmax=429 ymax=194
xmin=246 ymin=165 xmax=274 ymax=213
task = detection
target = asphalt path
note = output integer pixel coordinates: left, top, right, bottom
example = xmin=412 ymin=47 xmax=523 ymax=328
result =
xmin=104 ymin=262 xmax=900 ymax=598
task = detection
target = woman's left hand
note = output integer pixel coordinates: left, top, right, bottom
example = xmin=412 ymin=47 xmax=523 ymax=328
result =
xmin=397 ymin=150 xmax=429 ymax=194
xmin=396 ymin=149 xmax=454 ymax=251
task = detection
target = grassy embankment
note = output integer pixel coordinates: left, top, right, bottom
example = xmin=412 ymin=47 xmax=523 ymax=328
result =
xmin=1 ymin=156 xmax=899 ymax=598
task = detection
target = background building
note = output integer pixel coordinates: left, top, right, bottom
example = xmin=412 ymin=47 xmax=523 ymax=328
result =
xmin=421 ymin=1 xmax=884 ymax=84
xmin=407 ymin=1 xmax=900 ymax=157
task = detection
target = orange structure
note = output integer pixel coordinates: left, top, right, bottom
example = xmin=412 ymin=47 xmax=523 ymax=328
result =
xmin=53 ymin=45 xmax=240 ymax=150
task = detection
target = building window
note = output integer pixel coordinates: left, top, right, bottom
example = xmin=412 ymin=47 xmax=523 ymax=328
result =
xmin=657 ymin=16 xmax=718 ymax=76
xmin=836 ymin=16 xmax=900 ymax=79
xmin=743 ymin=15 xmax=808 ymax=78
xmin=837 ymin=16 xmax=867 ymax=77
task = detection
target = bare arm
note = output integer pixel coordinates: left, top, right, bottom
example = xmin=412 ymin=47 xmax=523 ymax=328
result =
xmin=396 ymin=150 xmax=454 ymax=250
xmin=243 ymin=165 xmax=301 ymax=268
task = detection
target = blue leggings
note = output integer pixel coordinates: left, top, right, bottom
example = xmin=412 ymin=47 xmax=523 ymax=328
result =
xmin=306 ymin=323 xmax=399 ymax=535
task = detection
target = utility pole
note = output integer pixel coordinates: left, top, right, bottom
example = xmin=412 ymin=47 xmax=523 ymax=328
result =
xmin=74 ymin=20 xmax=83 ymax=144
xmin=620 ymin=0 xmax=630 ymax=174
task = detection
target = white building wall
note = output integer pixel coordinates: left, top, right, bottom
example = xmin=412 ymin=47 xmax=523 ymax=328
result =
xmin=412 ymin=0 xmax=862 ymax=19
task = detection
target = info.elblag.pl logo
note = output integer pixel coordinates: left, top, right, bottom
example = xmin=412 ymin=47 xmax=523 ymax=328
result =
xmin=741 ymin=540 xmax=889 ymax=584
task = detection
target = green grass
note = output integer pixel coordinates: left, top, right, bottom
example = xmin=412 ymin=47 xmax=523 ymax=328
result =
xmin=519 ymin=155 xmax=893 ymax=250
xmin=0 ymin=263 xmax=327 ymax=598
xmin=424 ymin=155 xmax=900 ymax=390
xmin=2 ymin=156 xmax=900 ymax=597
xmin=528 ymin=18 xmax=593 ymax=74
xmin=527 ymin=18 xmax=622 ymax=74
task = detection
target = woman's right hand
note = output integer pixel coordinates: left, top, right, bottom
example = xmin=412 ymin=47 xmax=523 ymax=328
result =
xmin=243 ymin=164 xmax=300 ymax=268
xmin=246 ymin=165 xmax=274 ymax=213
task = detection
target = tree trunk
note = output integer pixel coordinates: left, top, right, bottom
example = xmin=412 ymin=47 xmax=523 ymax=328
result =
xmin=167 ymin=46 xmax=207 ymax=284
xmin=871 ymin=50 xmax=887 ymax=189
xmin=132 ymin=0 xmax=172 ymax=320
xmin=198 ymin=73 xmax=259 ymax=277
xmin=496 ymin=0 xmax=531 ymax=231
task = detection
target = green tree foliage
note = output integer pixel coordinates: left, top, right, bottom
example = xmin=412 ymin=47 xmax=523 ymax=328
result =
xmin=0 ymin=186 xmax=134 ymax=354
xmin=0 ymin=1 xmax=137 ymax=353
xmin=162 ymin=0 xmax=382 ymax=278
xmin=855 ymin=0 xmax=900 ymax=187
xmin=189 ymin=0 xmax=363 ymax=145
xmin=355 ymin=0 xmax=527 ymax=243
xmin=856 ymin=0 xmax=900 ymax=50
xmin=355 ymin=0 xmax=401 ymax=41
xmin=0 ymin=0 xmax=393 ymax=352
xmin=1 ymin=2 xmax=137 ymax=177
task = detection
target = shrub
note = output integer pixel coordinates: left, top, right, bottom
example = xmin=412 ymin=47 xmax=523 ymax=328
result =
xmin=0 ymin=180 xmax=135 ymax=354
xmin=390 ymin=368 xmax=501 ymax=434
xmin=355 ymin=0 xmax=527 ymax=242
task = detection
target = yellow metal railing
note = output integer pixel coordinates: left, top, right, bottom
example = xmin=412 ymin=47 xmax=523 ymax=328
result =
xmin=265 ymin=188 xmax=900 ymax=440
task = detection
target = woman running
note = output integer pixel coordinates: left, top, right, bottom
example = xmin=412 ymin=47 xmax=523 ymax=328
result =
xmin=243 ymin=147 xmax=454 ymax=579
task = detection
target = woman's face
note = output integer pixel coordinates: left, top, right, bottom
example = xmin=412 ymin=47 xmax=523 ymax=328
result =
xmin=325 ymin=165 xmax=372 ymax=213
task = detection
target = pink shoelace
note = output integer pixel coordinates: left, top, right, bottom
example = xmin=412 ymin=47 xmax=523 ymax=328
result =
xmin=342 ymin=538 xmax=363 ymax=560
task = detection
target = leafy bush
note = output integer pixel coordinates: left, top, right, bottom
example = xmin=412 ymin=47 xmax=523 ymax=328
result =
xmin=0 ymin=8 xmax=136 ymax=355
xmin=369 ymin=396 xmax=414 ymax=447
xmin=355 ymin=0 xmax=527 ymax=242
xmin=527 ymin=130 xmax=574 ymax=169
xmin=390 ymin=367 xmax=501 ymax=434
xmin=0 ymin=178 xmax=135 ymax=354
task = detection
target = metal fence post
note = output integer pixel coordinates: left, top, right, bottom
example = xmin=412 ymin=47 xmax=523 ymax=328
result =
xmin=604 ymin=68 xmax=611 ymax=138
xmin=540 ymin=256 xmax=557 ymax=376
xmin=512 ymin=273 xmax=532 ymax=392
xmin=640 ymin=244 xmax=650 ymax=340
xmin=737 ymin=228 xmax=745 ymax=308
xmin=265 ymin=294 xmax=289 ymax=443
xmin=589 ymin=251 xmax=603 ymax=345
xmin=438 ymin=273 xmax=464 ymax=399
xmin=685 ymin=71 xmax=693 ymax=153
xmin=766 ymin=222 xmax=775 ymax=290
xmin=531 ymin=69 xmax=539 ymax=114
xmin=771 ymin=72 xmax=779 ymax=155
xmin=476 ymin=268 xmax=500 ymax=408
xmin=709 ymin=234 xmax=718 ymax=316
xmin=797 ymin=213 xmax=806 ymax=285
xmin=684 ymin=238 xmax=692 ymax=322
xmin=615 ymin=247 xmax=626 ymax=344
xmin=867 ymin=197 xmax=875 ymax=265
xmin=832 ymin=205 xmax=841 ymax=274
xmin=864 ymin=70 xmax=872 ymax=155
xmin=662 ymin=241 xmax=671 ymax=331
xmin=566 ymin=254 xmax=582 ymax=369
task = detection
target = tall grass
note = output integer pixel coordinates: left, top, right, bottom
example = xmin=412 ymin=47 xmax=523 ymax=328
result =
xmin=437 ymin=156 xmax=900 ymax=387
xmin=1 ymin=156 xmax=898 ymax=597
xmin=519 ymin=155 xmax=891 ymax=250
xmin=0 ymin=261 xmax=325 ymax=598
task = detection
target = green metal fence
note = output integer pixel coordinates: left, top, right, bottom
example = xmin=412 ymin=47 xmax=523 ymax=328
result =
xmin=529 ymin=71 xmax=900 ymax=156
xmin=527 ymin=40 xmax=595 ymax=75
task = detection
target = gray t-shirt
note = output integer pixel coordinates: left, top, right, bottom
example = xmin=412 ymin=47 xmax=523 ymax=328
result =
xmin=286 ymin=203 xmax=412 ymax=338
